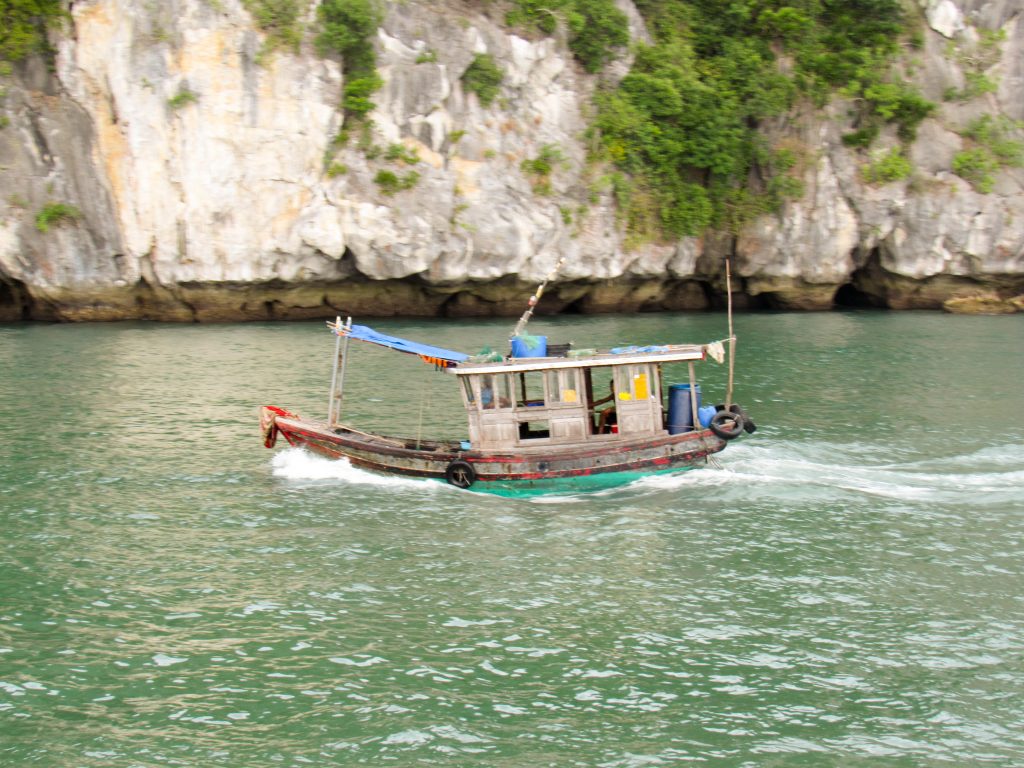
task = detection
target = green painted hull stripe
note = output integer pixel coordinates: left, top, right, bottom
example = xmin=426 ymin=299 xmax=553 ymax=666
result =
xmin=452 ymin=462 xmax=706 ymax=497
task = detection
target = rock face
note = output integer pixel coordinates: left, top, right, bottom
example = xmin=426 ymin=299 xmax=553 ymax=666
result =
xmin=943 ymin=291 xmax=1024 ymax=313
xmin=0 ymin=0 xmax=1022 ymax=321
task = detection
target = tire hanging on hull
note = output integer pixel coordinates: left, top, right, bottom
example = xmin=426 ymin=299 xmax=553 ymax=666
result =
xmin=716 ymin=403 xmax=757 ymax=433
xmin=709 ymin=410 xmax=744 ymax=440
xmin=445 ymin=460 xmax=477 ymax=488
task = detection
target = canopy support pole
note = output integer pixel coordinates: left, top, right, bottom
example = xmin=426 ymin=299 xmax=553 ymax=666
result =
xmin=328 ymin=316 xmax=352 ymax=426
xmin=725 ymin=260 xmax=735 ymax=410
xmin=687 ymin=361 xmax=700 ymax=433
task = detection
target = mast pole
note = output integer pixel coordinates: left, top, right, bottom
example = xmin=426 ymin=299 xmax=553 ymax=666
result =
xmin=725 ymin=260 xmax=735 ymax=410
xmin=510 ymin=258 xmax=564 ymax=340
xmin=328 ymin=316 xmax=352 ymax=426
xmin=687 ymin=361 xmax=700 ymax=433
xmin=328 ymin=316 xmax=342 ymax=424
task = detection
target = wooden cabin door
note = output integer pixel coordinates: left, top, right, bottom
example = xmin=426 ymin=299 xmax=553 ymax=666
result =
xmin=613 ymin=364 xmax=661 ymax=435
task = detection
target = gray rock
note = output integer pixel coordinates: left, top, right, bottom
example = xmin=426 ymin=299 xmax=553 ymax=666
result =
xmin=0 ymin=0 xmax=1022 ymax=319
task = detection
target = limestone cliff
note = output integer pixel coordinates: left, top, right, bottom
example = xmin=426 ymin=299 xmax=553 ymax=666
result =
xmin=0 ymin=0 xmax=1022 ymax=321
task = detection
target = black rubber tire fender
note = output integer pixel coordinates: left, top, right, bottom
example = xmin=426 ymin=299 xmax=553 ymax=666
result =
xmin=445 ymin=459 xmax=477 ymax=488
xmin=716 ymin=403 xmax=757 ymax=434
xmin=709 ymin=409 xmax=744 ymax=440
xmin=729 ymin=404 xmax=757 ymax=433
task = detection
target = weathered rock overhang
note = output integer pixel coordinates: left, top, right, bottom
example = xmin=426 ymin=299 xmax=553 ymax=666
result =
xmin=6 ymin=270 xmax=1024 ymax=323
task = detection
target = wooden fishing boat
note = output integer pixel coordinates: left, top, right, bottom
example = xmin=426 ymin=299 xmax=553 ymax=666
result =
xmin=260 ymin=315 xmax=755 ymax=496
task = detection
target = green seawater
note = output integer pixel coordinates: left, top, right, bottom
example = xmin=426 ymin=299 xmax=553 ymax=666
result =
xmin=1 ymin=312 xmax=1023 ymax=766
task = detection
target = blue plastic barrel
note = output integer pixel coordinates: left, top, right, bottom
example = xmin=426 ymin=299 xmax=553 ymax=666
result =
xmin=667 ymin=383 xmax=701 ymax=434
xmin=510 ymin=335 xmax=547 ymax=358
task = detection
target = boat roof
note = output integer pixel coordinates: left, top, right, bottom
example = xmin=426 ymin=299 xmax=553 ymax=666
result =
xmin=451 ymin=345 xmax=705 ymax=375
xmin=329 ymin=320 xmax=469 ymax=367
xmin=327 ymin=319 xmax=709 ymax=373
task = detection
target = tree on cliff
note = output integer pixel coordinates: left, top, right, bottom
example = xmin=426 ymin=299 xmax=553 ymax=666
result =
xmin=0 ymin=0 xmax=63 ymax=63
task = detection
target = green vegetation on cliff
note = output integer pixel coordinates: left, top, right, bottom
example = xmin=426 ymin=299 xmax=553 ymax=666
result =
xmin=374 ymin=169 xmax=420 ymax=195
xmin=952 ymin=114 xmax=1024 ymax=193
xmin=462 ymin=53 xmax=504 ymax=106
xmin=0 ymin=0 xmax=63 ymax=63
xmin=35 ymin=202 xmax=80 ymax=232
xmin=522 ymin=144 xmax=565 ymax=195
xmin=241 ymin=0 xmax=303 ymax=57
xmin=508 ymin=0 xmax=629 ymax=73
xmin=167 ymin=86 xmax=199 ymax=110
xmin=586 ymin=0 xmax=932 ymax=242
xmin=318 ymin=0 xmax=384 ymax=130
xmin=862 ymin=148 xmax=912 ymax=185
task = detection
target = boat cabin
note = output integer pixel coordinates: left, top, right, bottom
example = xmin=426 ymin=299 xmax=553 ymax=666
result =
xmin=452 ymin=346 xmax=706 ymax=451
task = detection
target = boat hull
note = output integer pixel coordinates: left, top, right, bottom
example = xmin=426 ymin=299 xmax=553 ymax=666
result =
xmin=263 ymin=407 xmax=727 ymax=495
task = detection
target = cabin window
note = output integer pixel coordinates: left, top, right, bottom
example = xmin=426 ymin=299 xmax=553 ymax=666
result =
xmin=633 ymin=366 xmax=651 ymax=400
xmin=613 ymin=366 xmax=633 ymax=401
xmin=461 ymin=378 xmax=476 ymax=406
xmin=519 ymin=420 xmax=551 ymax=440
xmin=516 ymin=371 xmax=545 ymax=408
xmin=545 ymin=369 xmax=580 ymax=405
xmin=613 ymin=364 xmax=656 ymax=401
xmin=480 ymin=373 xmax=512 ymax=410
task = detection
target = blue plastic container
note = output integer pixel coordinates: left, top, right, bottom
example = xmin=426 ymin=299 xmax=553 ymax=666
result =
xmin=667 ymin=383 xmax=701 ymax=434
xmin=511 ymin=335 xmax=547 ymax=358
xmin=698 ymin=405 xmax=717 ymax=428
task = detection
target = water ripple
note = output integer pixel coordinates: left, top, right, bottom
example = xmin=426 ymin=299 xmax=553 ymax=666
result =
xmin=2 ymin=316 xmax=1023 ymax=765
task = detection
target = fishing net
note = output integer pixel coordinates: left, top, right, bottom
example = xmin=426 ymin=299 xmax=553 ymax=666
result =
xmin=514 ymin=333 xmax=543 ymax=351
xmin=469 ymin=346 xmax=504 ymax=363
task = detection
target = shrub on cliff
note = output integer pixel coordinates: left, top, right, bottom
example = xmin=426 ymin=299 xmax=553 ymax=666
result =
xmin=374 ymin=169 xmax=419 ymax=196
xmin=317 ymin=0 xmax=381 ymax=75
xmin=317 ymin=0 xmax=383 ymax=139
xmin=521 ymin=144 xmax=565 ymax=195
xmin=952 ymin=115 xmax=1024 ymax=193
xmin=35 ymin=202 xmax=80 ymax=233
xmin=953 ymin=149 xmax=1000 ymax=194
xmin=342 ymin=73 xmax=383 ymax=118
xmin=1 ymin=0 xmax=64 ymax=62
xmin=963 ymin=115 xmax=1024 ymax=167
xmin=242 ymin=0 xmax=302 ymax=54
xmin=462 ymin=54 xmax=503 ymax=107
xmin=507 ymin=0 xmax=627 ymax=74
xmin=167 ymin=86 xmax=199 ymax=111
xmin=862 ymin=148 xmax=912 ymax=185
xmin=565 ymin=0 xmax=628 ymax=73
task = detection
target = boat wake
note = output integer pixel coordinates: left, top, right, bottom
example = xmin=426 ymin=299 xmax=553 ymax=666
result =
xmin=268 ymin=443 xmax=1024 ymax=510
xmin=623 ymin=441 xmax=1024 ymax=508
xmin=270 ymin=448 xmax=439 ymax=491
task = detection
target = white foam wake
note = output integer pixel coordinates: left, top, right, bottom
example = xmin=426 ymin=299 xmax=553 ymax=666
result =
xmin=625 ymin=441 xmax=1024 ymax=506
xmin=268 ymin=443 xmax=1024 ymax=508
xmin=269 ymin=448 xmax=439 ymax=491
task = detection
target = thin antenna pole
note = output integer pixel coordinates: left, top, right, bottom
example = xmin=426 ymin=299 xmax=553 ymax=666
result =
xmin=725 ymin=260 xmax=736 ymax=409
xmin=511 ymin=258 xmax=564 ymax=340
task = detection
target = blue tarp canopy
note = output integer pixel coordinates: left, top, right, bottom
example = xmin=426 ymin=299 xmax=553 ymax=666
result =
xmin=329 ymin=322 xmax=469 ymax=367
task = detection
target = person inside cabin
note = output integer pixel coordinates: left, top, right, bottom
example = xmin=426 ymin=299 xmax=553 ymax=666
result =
xmin=593 ymin=380 xmax=618 ymax=433
xmin=481 ymin=375 xmax=496 ymax=409
xmin=480 ymin=375 xmax=510 ymax=409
